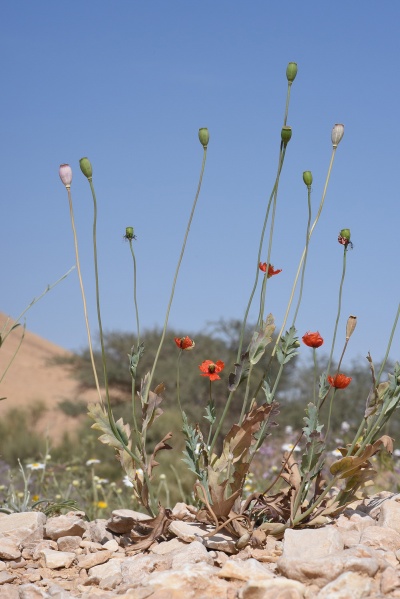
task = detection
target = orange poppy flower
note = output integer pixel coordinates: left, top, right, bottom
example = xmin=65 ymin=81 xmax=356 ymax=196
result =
xmin=259 ymin=263 xmax=282 ymax=278
xmin=199 ymin=360 xmax=225 ymax=381
xmin=327 ymin=373 xmax=352 ymax=389
xmin=302 ymin=331 xmax=324 ymax=348
xmin=174 ymin=336 xmax=195 ymax=350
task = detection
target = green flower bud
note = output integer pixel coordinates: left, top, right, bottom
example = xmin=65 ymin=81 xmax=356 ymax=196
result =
xmin=281 ymin=126 xmax=292 ymax=146
xmin=286 ymin=62 xmax=298 ymax=83
xmin=198 ymin=128 xmax=209 ymax=148
xmin=340 ymin=228 xmax=351 ymax=241
xmin=124 ymin=227 xmax=136 ymax=241
xmin=303 ymin=171 xmax=313 ymax=186
xmin=79 ymin=157 xmax=93 ymax=180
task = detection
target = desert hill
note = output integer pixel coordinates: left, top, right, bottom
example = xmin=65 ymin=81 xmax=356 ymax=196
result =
xmin=0 ymin=312 xmax=99 ymax=442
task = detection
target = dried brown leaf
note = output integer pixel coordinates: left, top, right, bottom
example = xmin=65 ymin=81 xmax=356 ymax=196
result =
xmin=128 ymin=506 xmax=171 ymax=551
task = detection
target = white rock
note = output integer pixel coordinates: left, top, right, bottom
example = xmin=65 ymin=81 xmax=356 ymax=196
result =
xmin=360 ymin=525 xmax=400 ymax=551
xmin=282 ymin=526 xmax=344 ymax=560
xmin=218 ymin=557 xmax=274 ymax=581
xmin=88 ymin=557 xmax=123 ymax=582
xmin=0 ymin=536 xmax=21 ymax=560
xmin=239 ymin=577 xmax=306 ymax=599
xmin=318 ymin=570 xmax=376 ymax=598
xmin=378 ymin=499 xmax=400 ymax=534
xmin=0 ymin=512 xmax=46 ymax=544
xmin=45 ymin=514 xmax=86 ymax=540
xmin=38 ymin=548 xmax=75 ymax=569
xmin=77 ymin=549 xmax=112 ymax=570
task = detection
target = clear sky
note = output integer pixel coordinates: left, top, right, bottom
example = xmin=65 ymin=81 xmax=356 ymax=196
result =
xmin=1 ymin=1 xmax=399 ymax=368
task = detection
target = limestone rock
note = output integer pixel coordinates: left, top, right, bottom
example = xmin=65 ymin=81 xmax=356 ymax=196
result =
xmin=317 ymin=570 xmax=377 ymax=598
xmin=0 ymin=536 xmax=21 ymax=560
xmin=282 ymin=526 xmax=344 ymax=560
xmin=45 ymin=514 xmax=86 ymax=541
xmin=0 ymin=512 xmax=46 ymax=544
xmin=38 ymin=547 xmax=76 ymax=569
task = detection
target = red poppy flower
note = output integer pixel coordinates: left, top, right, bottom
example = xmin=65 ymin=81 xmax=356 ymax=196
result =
xmin=174 ymin=336 xmax=195 ymax=350
xmin=327 ymin=373 xmax=352 ymax=389
xmin=199 ymin=360 xmax=225 ymax=381
xmin=302 ymin=331 xmax=324 ymax=348
xmin=259 ymin=263 xmax=282 ymax=278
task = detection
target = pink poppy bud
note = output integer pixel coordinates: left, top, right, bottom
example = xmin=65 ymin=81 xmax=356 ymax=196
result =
xmin=59 ymin=164 xmax=72 ymax=189
xmin=331 ymin=124 xmax=344 ymax=148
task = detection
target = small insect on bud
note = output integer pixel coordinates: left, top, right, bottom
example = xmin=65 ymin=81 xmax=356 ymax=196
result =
xmin=338 ymin=228 xmax=353 ymax=249
xmin=346 ymin=315 xmax=357 ymax=341
xmin=331 ymin=124 xmax=345 ymax=148
xmin=303 ymin=171 xmax=313 ymax=187
xmin=286 ymin=62 xmax=298 ymax=83
xmin=79 ymin=157 xmax=93 ymax=180
xmin=198 ymin=128 xmax=209 ymax=148
xmin=281 ymin=126 xmax=292 ymax=147
xmin=124 ymin=227 xmax=136 ymax=241
xmin=59 ymin=164 xmax=72 ymax=189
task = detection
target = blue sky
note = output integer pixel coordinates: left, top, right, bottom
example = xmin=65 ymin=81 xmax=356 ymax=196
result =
xmin=1 ymin=1 xmax=399 ymax=368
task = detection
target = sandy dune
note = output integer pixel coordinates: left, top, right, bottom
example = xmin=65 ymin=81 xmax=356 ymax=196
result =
xmin=0 ymin=313 xmax=99 ymax=442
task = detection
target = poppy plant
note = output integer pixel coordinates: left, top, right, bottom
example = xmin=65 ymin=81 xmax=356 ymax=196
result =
xmin=174 ymin=336 xmax=195 ymax=350
xmin=327 ymin=373 xmax=352 ymax=389
xmin=302 ymin=331 xmax=324 ymax=348
xmin=259 ymin=263 xmax=282 ymax=278
xmin=199 ymin=360 xmax=225 ymax=381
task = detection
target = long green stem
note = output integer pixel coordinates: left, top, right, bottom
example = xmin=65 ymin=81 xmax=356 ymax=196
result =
xmin=273 ymin=147 xmax=338 ymax=355
xmin=128 ymin=238 xmax=141 ymax=444
xmin=67 ymin=187 xmax=102 ymax=402
xmin=326 ymin=247 xmax=348 ymax=376
xmin=206 ymin=380 xmax=215 ymax=447
xmin=128 ymin=239 xmax=141 ymax=348
xmin=210 ymin=147 xmax=286 ymax=456
xmin=292 ymin=184 xmax=312 ymax=325
xmin=237 ymin=146 xmax=286 ymax=362
xmin=377 ymin=302 xmax=400 ymax=383
xmin=145 ymin=147 xmax=208 ymax=400
xmin=238 ymin=364 xmax=254 ymax=425
xmin=176 ymin=351 xmax=183 ymax=416
xmin=89 ymin=180 xmax=110 ymax=406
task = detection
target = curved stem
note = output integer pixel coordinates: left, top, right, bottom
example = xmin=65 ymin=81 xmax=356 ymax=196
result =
xmin=327 ymin=247 xmax=348 ymax=376
xmin=273 ymin=147 xmax=338 ymax=355
xmin=292 ymin=184 xmax=312 ymax=325
xmin=67 ymin=188 xmax=102 ymax=403
xmin=377 ymin=302 xmax=400 ymax=383
xmin=145 ymin=147 xmax=208 ymax=400
xmin=89 ymin=179 xmax=110 ymax=407
xmin=128 ymin=239 xmax=141 ymax=347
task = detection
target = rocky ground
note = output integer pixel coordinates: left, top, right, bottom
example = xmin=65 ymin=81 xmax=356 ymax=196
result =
xmin=2 ymin=492 xmax=400 ymax=599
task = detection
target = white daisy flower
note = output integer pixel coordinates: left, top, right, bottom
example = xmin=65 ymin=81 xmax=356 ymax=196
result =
xmin=26 ymin=462 xmax=45 ymax=470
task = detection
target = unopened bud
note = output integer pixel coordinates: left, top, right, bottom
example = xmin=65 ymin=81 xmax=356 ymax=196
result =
xmin=331 ymin=124 xmax=344 ymax=148
xmin=346 ymin=315 xmax=357 ymax=341
xmin=79 ymin=157 xmax=93 ymax=180
xmin=124 ymin=227 xmax=136 ymax=240
xmin=303 ymin=171 xmax=313 ymax=187
xmin=59 ymin=164 xmax=72 ymax=189
xmin=340 ymin=228 xmax=351 ymax=242
xmin=198 ymin=128 xmax=209 ymax=148
xmin=286 ymin=62 xmax=298 ymax=83
xmin=281 ymin=126 xmax=292 ymax=146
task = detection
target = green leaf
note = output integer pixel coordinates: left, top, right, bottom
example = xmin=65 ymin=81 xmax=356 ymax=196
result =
xmin=276 ymin=326 xmax=299 ymax=365
xmin=248 ymin=314 xmax=275 ymax=365
xmin=88 ymin=403 xmax=131 ymax=451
